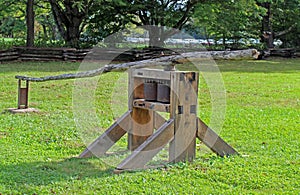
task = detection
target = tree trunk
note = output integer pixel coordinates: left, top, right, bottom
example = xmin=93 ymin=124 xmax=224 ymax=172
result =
xmin=49 ymin=0 xmax=86 ymax=48
xmin=26 ymin=0 xmax=34 ymax=47
xmin=65 ymin=20 xmax=81 ymax=48
xmin=260 ymin=2 xmax=274 ymax=48
xmin=42 ymin=24 xmax=48 ymax=39
xmin=148 ymin=26 xmax=165 ymax=48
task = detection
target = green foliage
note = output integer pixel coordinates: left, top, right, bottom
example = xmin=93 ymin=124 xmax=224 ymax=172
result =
xmin=0 ymin=38 xmax=26 ymax=50
xmin=0 ymin=0 xmax=299 ymax=49
xmin=0 ymin=0 xmax=26 ymax=38
xmin=123 ymin=0 xmax=198 ymax=46
xmin=0 ymin=59 xmax=299 ymax=194
xmin=81 ymin=0 xmax=132 ymax=47
xmin=193 ymin=0 xmax=265 ymax=47
xmin=270 ymin=0 xmax=300 ymax=48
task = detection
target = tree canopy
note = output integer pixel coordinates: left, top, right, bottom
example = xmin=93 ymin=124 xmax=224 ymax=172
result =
xmin=0 ymin=0 xmax=299 ymax=49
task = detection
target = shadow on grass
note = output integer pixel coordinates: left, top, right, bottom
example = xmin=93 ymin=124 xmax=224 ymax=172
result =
xmin=0 ymin=157 xmax=114 ymax=187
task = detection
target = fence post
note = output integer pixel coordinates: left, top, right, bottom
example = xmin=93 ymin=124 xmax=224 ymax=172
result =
xmin=18 ymin=79 xmax=29 ymax=109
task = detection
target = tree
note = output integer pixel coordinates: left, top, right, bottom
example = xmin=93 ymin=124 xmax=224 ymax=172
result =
xmin=26 ymin=0 xmax=35 ymax=47
xmin=273 ymin=0 xmax=300 ymax=48
xmin=81 ymin=0 xmax=133 ymax=46
xmin=120 ymin=0 xmax=200 ymax=47
xmin=193 ymin=0 xmax=264 ymax=48
xmin=48 ymin=0 xmax=94 ymax=48
xmin=257 ymin=0 xmax=300 ymax=48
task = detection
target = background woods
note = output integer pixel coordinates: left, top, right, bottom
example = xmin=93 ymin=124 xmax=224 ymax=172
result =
xmin=0 ymin=0 xmax=298 ymax=49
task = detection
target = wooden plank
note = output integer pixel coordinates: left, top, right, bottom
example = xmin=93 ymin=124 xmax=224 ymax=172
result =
xmin=116 ymin=119 xmax=174 ymax=170
xmin=132 ymin=68 xmax=171 ymax=80
xmin=128 ymin=69 xmax=152 ymax=150
xmin=19 ymin=88 xmax=28 ymax=105
xmin=0 ymin=55 xmax=19 ymax=61
xmin=128 ymin=108 xmax=154 ymax=151
xmin=18 ymin=80 xmax=29 ymax=109
xmin=19 ymin=57 xmax=62 ymax=61
xmin=169 ymin=72 xmax=198 ymax=163
xmin=133 ymin=99 xmax=170 ymax=113
xmin=20 ymin=54 xmax=63 ymax=59
xmin=79 ymin=111 xmax=131 ymax=158
xmin=197 ymin=118 xmax=239 ymax=157
xmin=0 ymin=51 xmax=19 ymax=57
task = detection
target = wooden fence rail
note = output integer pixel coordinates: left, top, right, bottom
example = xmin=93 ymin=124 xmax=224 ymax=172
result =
xmin=0 ymin=47 xmax=298 ymax=63
xmin=0 ymin=47 xmax=187 ymax=62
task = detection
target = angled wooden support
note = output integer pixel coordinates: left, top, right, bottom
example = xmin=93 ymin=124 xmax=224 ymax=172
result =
xmin=197 ymin=118 xmax=239 ymax=157
xmin=79 ymin=111 xmax=131 ymax=158
xmin=116 ymin=119 xmax=174 ymax=170
xmin=154 ymin=113 xmax=238 ymax=158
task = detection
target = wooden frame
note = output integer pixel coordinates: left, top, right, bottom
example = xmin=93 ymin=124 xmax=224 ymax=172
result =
xmin=79 ymin=68 xmax=238 ymax=172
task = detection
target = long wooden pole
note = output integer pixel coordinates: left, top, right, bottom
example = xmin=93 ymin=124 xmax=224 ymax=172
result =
xmin=15 ymin=49 xmax=259 ymax=82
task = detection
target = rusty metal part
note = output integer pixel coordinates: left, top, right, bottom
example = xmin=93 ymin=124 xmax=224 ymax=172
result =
xmin=144 ymin=82 xmax=157 ymax=101
xmin=157 ymin=83 xmax=170 ymax=103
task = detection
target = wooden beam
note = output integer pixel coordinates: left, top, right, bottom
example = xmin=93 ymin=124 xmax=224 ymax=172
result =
xmin=197 ymin=118 xmax=239 ymax=157
xmin=131 ymin=68 xmax=171 ymax=80
xmin=116 ymin=119 xmax=174 ymax=170
xmin=169 ymin=72 xmax=198 ymax=163
xmin=15 ymin=49 xmax=259 ymax=82
xmin=79 ymin=111 xmax=131 ymax=158
xmin=133 ymin=99 xmax=170 ymax=113
xmin=128 ymin=108 xmax=154 ymax=151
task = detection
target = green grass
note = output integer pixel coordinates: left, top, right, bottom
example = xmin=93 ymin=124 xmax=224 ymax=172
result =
xmin=0 ymin=59 xmax=299 ymax=194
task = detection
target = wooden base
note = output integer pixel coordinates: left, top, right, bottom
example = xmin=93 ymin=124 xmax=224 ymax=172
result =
xmin=7 ymin=108 xmax=39 ymax=114
xmin=79 ymin=111 xmax=238 ymax=172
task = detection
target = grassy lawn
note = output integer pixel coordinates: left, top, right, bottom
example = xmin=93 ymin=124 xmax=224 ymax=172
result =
xmin=0 ymin=58 xmax=299 ymax=194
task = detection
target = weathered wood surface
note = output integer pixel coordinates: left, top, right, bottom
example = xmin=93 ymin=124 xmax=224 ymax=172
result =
xmin=197 ymin=118 xmax=239 ymax=157
xmin=133 ymin=99 xmax=170 ymax=113
xmin=117 ymin=119 xmax=174 ymax=170
xmin=79 ymin=111 xmax=131 ymax=158
xmin=169 ymin=72 xmax=198 ymax=163
xmin=269 ymin=48 xmax=296 ymax=58
xmin=129 ymin=108 xmax=154 ymax=151
xmin=0 ymin=49 xmax=19 ymax=61
xmin=15 ymin=49 xmax=259 ymax=82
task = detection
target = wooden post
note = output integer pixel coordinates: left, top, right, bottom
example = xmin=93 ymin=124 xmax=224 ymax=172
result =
xmin=127 ymin=69 xmax=154 ymax=151
xmin=169 ymin=72 xmax=199 ymax=163
xmin=18 ymin=79 xmax=29 ymax=109
xmin=129 ymin=108 xmax=154 ymax=150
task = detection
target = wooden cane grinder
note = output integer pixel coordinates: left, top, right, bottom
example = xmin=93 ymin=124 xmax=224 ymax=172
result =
xmin=79 ymin=68 xmax=238 ymax=171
